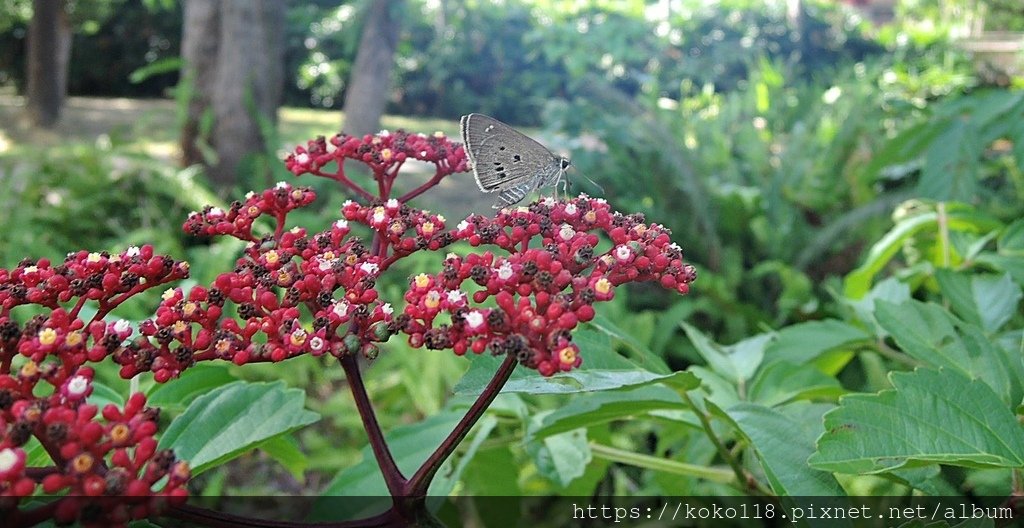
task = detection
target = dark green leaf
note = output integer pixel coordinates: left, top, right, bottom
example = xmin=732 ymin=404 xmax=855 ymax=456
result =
xmin=87 ymin=380 xmax=125 ymax=411
xmin=765 ymin=320 xmax=871 ymax=364
xmin=935 ymin=270 xmax=1022 ymax=332
xmin=749 ymin=362 xmax=845 ymax=406
xmin=532 ymin=384 xmax=687 ymax=439
xmin=727 ymin=403 xmax=846 ymax=497
xmin=158 ymin=381 xmax=320 ymax=475
xmin=146 ymin=363 xmax=238 ymax=412
xmin=809 ymin=369 xmax=1024 ymax=473
xmin=875 ymin=299 xmax=1021 ymax=403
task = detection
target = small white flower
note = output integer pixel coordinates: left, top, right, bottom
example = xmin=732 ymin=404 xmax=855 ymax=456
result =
xmin=541 ymin=197 xmax=556 ymax=206
xmin=209 ymin=207 xmax=225 ymax=219
xmin=360 ymin=262 xmax=379 ymax=275
xmin=66 ymin=375 xmax=90 ymax=398
xmin=446 ymin=290 xmax=466 ymax=305
xmin=126 ymin=246 xmax=141 ymax=257
xmin=614 ymin=245 xmax=632 ymax=261
xmin=335 ymin=219 xmax=349 ymax=230
xmin=559 ymin=224 xmax=575 ymax=242
xmin=564 ymin=203 xmax=577 ymax=215
xmin=0 ymin=448 xmax=19 ymax=472
xmin=343 ymin=200 xmax=355 ymax=208
xmin=275 ymin=181 xmax=290 ymax=189
xmin=295 ymin=153 xmax=310 ymax=164
xmin=381 ymin=303 xmax=394 ymax=315
xmin=162 ymin=288 xmax=176 ymax=301
xmin=245 ymin=191 xmax=256 ymax=199
xmin=465 ymin=310 xmax=485 ymax=329
xmin=595 ymin=197 xmax=607 ymax=204
xmin=318 ymin=257 xmax=337 ymax=271
xmin=333 ymin=301 xmax=350 ymax=318
xmin=668 ymin=242 xmax=681 ymax=252
xmin=386 ymin=198 xmax=400 ymax=209
xmin=457 ymin=220 xmax=470 ymax=232
xmin=113 ymin=320 xmax=131 ymax=334
xmin=496 ymin=262 xmax=514 ymax=280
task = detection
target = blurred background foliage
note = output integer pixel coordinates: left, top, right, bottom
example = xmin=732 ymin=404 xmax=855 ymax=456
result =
xmin=1 ymin=0 xmax=1023 ymax=501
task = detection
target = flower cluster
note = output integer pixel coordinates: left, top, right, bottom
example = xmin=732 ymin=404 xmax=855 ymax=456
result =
xmin=122 ymin=186 xmax=463 ymax=379
xmin=399 ymin=196 xmax=695 ymax=375
xmin=0 ymin=247 xmax=190 ymax=523
xmin=285 ymin=129 xmax=467 ymax=202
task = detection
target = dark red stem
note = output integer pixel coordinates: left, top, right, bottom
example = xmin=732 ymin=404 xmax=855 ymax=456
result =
xmin=312 ymin=165 xmax=375 ymax=201
xmin=339 ymin=353 xmax=405 ymax=496
xmin=397 ymin=168 xmax=448 ymax=204
xmin=405 ymin=353 xmax=518 ymax=496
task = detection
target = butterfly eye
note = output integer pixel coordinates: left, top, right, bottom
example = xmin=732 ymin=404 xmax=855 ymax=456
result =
xmin=560 ymin=158 xmax=571 ymax=170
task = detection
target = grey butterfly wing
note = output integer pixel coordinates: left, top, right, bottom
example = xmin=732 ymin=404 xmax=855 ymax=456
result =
xmin=461 ymin=113 xmax=562 ymax=194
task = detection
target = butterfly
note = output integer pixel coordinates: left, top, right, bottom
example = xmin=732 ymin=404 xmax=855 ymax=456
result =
xmin=460 ymin=113 xmax=571 ymax=209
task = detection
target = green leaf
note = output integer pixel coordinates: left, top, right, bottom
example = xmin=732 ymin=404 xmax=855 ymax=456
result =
xmin=764 ymin=320 xmax=871 ymax=364
xmin=748 ymin=362 xmax=845 ymax=406
xmin=158 ymin=381 xmax=320 ymax=475
xmin=681 ymin=322 xmax=767 ymax=383
xmin=590 ymin=313 xmax=670 ymax=373
xmin=918 ymin=117 xmax=979 ymax=201
xmin=87 ymin=380 xmax=125 ymax=411
xmin=528 ymin=427 xmax=591 ymax=487
xmin=146 ymin=363 xmax=238 ymax=412
xmin=259 ymin=435 xmax=307 ymax=481
xmin=845 ymin=213 xmax=937 ymax=298
xmin=532 ymin=384 xmax=688 ymax=440
xmin=312 ymin=408 xmax=484 ymax=520
xmin=726 ymin=403 xmax=847 ymax=497
xmin=935 ymin=271 xmax=1022 ymax=332
xmin=844 ymin=208 xmax=1001 ymax=298
xmin=875 ymin=299 xmax=1021 ymax=403
xmin=997 ymin=218 xmax=1024 ymax=255
xmin=808 ymin=368 xmax=1024 ymax=474
xmin=453 ymin=343 xmax=694 ymax=395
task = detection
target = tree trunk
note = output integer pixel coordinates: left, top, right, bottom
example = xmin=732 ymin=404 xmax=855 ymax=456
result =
xmin=180 ymin=0 xmax=220 ymax=168
xmin=179 ymin=0 xmax=284 ymax=191
xmin=341 ymin=0 xmax=403 ymax=137
xmin=25 ymin=0 xmax=71 ymax=128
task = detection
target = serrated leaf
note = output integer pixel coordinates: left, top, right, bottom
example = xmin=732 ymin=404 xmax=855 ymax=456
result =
xmin=765 ymin=320 xmax=871 ymax=364
xmin=808 ymin=368 xmax=1024 ymax=474
xmin=726 ymin=403 xmax=846 ymax=497
xmin=875 ymin=299 xmax=1020 ymax=403
xmin=158 ymin=381 xmax=319 ymax=474
xmin=748 ymin=362 xmax=845 ymax=406
xmin=935 ymin=271 xmax=1022 ymax=332
xmin=146 ymin=363 xmax=238 ymax=412
xmin=532 ymin=385 xmax=687 ymax=440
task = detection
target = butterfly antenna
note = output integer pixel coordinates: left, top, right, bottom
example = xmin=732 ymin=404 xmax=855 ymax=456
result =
xmin=570 ymin=165 xmax=604 ymax=194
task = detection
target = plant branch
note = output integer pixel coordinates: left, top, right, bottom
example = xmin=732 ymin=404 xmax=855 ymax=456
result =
xmin=397 ymin=168 xmax=447 ymax=204
xmin=680 ymin=391 xmax=767 ymax=495
xmin=405 ymin=353 xmax=518 ymax=496
xmin=340 ymin=353 xmax=405 ymax=496
xmin=588 ymin=442 xmax=735 ymax=483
